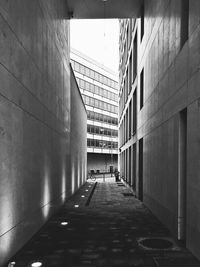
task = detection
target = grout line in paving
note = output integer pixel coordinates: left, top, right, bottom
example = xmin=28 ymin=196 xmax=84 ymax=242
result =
xmin=85 ymin=182 xmax=98 ymax=206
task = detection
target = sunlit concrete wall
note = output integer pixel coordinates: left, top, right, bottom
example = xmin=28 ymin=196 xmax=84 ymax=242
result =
xmin=137 ymin=0 xmax=200 ymax=260
xmin=70 ymin=66 xmax=87 ymax=193
xmin=0 ymin=1 xmax=71 ymax=265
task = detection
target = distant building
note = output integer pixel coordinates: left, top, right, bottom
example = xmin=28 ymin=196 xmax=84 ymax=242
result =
xmin=71 ymin=48 xmax=118 ymax=173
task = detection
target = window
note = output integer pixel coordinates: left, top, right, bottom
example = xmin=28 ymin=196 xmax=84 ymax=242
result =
xmin=95 ymin=72 xmax=99 ymax=80
xmin=80 ymin=79 xmax=84 ymax=88
xmin=104 ymin=89 xmax=108 ymax=98
xmin=140 ymin=69 xmax=144 ymax=109
xmin=133 ymin=33 xmax=137 ymax=81
xmin=91 ymin=139 xmax=95 ymax=147
xmin=90 ymin=97 xmax=94 ymax=106
xmin=104 ymin=102 xmax=108 ymax=111
xmin=87 ymin=111 xmax=90 ymax=119
xmin=88 ymin=111 xmax=92 ymax=120
xmin=90 ymin=84 xmax=94 ymax=93
xmin=99 ymin=141 xmax=103 ymax=148
xmin=96 ymin=140 xmax=99 ymax=147
xmin=91 ymin=126 xmax=94 ymax=134
xmin=94 ymin=86 xmax=98 ymax=95
xmin=100 ymin=75 xmax=103 ymax=83
xmin=85 ymin=67 xmax=90 ymax=77
xmin=102 ymin=142 xmax=107 ymax=148
xmin=180 ymin=0 xmax=189 ymax=49
xmin=129 ymin=101 xmax=132 ymax=139
xmin=85 ymin=82 xmax=90 ymax=91
xmin=125 ymin=73 xmax=128 ymax=102
xmin=133 ymin=90 xmax=137 ymax=134
xmin=91 ymin=111 xmax=94 ymax=120
xmin=80 ymin=64 xmax=85 ymax=75
xmin=99 ymin=101 xmax=103 ymax=109
xmin=74 ymin=61 xmax=79 ymax=72
xmin=95 ymin=112 xmax=99 ymax=121
xmin=99 ymin=113 xmax=103 ymax=122
xmin=96 ymin=127 xmax=100 ymax=135
xmin=90 ymin=70 xmax=95 ymax=79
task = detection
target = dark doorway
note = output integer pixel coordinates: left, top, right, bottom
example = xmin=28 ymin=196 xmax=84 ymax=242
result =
xmin=129 ymin=146 xmax=132 ymax=186
xmin=139 ymin=138 xmax=143 ymax=201
xmin=132 ymin=143 xmax=136 ymax=191
xmin=178 ymin=108 xmax=187 ymax=241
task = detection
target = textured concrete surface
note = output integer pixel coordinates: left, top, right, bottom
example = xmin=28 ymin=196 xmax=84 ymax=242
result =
xmin=7 ymin=180 xmax=200 ymax=267
xmin=118 ymin=0 xmax=200 ymax=260
xmin=0 ymin=1 xmax=83 ymax=265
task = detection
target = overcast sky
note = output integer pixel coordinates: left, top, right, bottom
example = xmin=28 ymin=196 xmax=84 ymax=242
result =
xmin=70 ymin=19 xmax=119 ymax=73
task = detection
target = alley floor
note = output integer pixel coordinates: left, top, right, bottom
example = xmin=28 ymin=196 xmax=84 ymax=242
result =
xmin=7 ymin=179 xmax=200 ymax=267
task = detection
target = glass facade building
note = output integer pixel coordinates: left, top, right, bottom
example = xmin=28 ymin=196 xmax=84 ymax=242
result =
xmin=71 ymin=48 xmax=118 ymax=173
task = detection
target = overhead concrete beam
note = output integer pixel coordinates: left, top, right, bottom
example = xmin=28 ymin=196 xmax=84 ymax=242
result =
xmin=66 ymin=0 xmax=142 ymax=19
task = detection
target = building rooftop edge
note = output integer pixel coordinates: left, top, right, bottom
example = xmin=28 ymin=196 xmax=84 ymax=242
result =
xmin=70 ymin=47 xmax=118 ymax=79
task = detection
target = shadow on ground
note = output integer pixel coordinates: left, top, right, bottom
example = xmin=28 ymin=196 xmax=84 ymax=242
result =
xmin=7 ymin=181 xmax=200 ymax=267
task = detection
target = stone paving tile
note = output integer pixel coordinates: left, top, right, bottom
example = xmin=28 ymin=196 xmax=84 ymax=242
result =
xmin=6 ymin=180 xmax=200 ymax=267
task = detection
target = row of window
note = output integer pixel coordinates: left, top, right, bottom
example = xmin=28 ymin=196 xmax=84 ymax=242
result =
xmin=87 ymin=139 xmax=118 ymax=149
xmin=87 ymin=125 xmax=118 ymax=137
xmin=119 ymin=31 xmax=137 ymax=118
xmin=76 ymin=77 xmax=118 ymax=102
xmin=82 ymin=95 xmax=118 ymax=114
xmin=119 ymin=90 xmax=137 ymax=147
xmin=87 ymin=110 xmax=118 ymax=126
xmin=120 ymin=143 xmax=137 ymax=189
xmin=71 ymin=60 xmax=118 ymax=90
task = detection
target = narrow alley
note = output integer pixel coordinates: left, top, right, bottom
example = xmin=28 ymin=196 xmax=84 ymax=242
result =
xmin=7 ymin=180 xmax=200 ymax=267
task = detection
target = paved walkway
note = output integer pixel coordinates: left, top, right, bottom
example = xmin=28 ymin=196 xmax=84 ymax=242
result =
xmin=8 ymin=180 xmax=200 ymax=267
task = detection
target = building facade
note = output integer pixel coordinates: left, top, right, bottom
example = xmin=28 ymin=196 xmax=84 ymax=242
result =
xmin=119 ymin=0 xmax=200 ymax=260
xmin=0 ymin=2 xmax=87 ymax=265
xmin=71 ymin=48 xmax=118 ymax=173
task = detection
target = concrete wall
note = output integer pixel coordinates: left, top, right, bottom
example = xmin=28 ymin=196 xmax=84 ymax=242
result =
xmin=70 ymin=66 xmax=87 ymax=193
xmin=87 ymin=153 xmax=118 ymax=173
xmin=137 ymin=0 xmax=200 ymax=259
xmin=0 ymin=1 xmax=71 ymax=265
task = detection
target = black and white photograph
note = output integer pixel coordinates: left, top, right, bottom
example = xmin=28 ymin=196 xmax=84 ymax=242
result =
xmin=0 ymin=0 xmax=200 ymax=266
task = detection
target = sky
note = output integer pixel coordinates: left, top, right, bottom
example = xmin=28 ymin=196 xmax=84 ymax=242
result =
xmin=70 ymin=19 xmax=119 ymax=73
